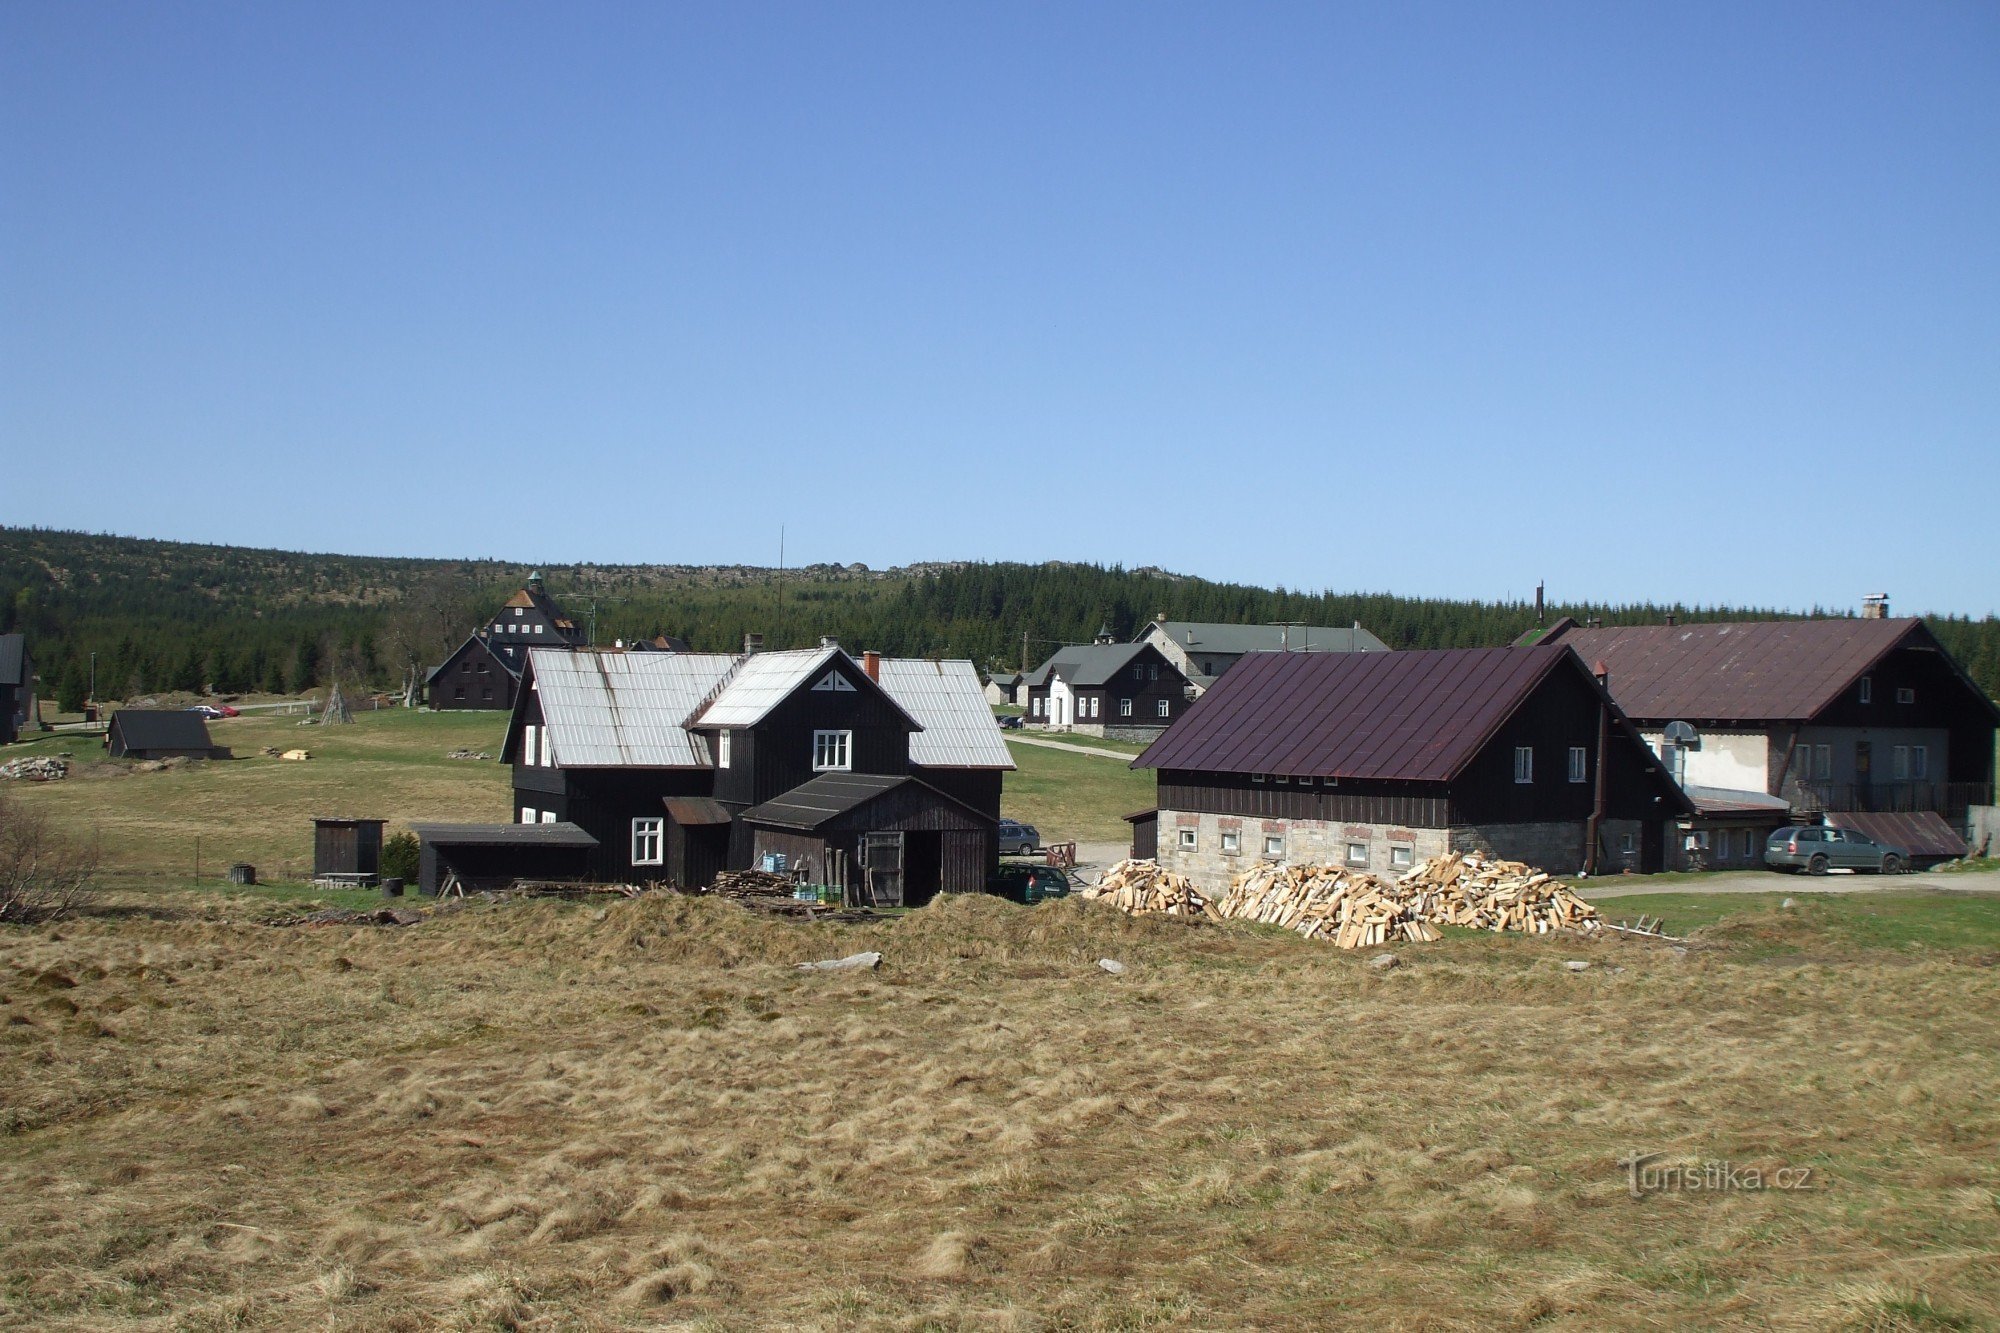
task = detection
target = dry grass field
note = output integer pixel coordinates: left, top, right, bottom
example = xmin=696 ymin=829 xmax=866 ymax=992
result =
xmin=4 ymin=713 xmax=1999 ymax=1328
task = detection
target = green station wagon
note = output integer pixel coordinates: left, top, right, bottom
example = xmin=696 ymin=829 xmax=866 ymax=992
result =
xmin=1764 ymin=825 xmax=1909 ymax=876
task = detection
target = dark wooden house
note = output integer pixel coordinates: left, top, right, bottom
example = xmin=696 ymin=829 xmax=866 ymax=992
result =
xmin=461 ymin=642 xmax=1013 ymax=903
xmin=427 ymin=573 xmax=588 ymax=711
xmin=106 ymin=709 xmax=230 ymax=760
xmin=0 ymin=634 xmax=32 ymax=745
xmin=1021 ymin=639 xmax=1192 ymax=739
xmin=1131 ymin=646 xmax=1689 ymax=890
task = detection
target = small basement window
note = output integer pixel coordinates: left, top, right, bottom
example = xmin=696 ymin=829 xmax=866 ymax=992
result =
xmin=1390 ymin=844 xmax=1413 ymax=869
xmin=1264 ymin=834 xmax=1284 ymax=857
xmin=632 ymin=818 xmax=663 ymax=866
xmin=1345 ymin=842 xmax=1369 ymax=866
xmin=1220 ymin=830 xmax=1240 ymax=853
xmin=1178 ymin=828 xmax=1198 ymax=850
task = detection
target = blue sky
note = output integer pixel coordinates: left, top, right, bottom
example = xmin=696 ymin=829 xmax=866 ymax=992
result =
xmin=4 ymin=3 xmax=1996 ymax=614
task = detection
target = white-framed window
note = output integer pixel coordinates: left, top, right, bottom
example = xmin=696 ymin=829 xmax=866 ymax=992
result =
xmin=1149 ymin=665 xmax=1159 ymax=680
xmin=1514 ymin=747 xmax=1533 ymax=783
xmin=539 ymin=726 xmax=554 ymax=767
xmin=1813 ymin=745 xmax=1832 ymax=780
xmin=1345 ymin=842 xmax=1369 ymax=866
xmin=523 ymin=724 xmax=538 ymax=765
xmin=1859 ymin=676 xmax=1872 ymax=704
xmin=1220 ymin=830 xmax=1240 ymax=853
xmin=1032 ymin=697 xmax=1045 ymax=717
xmin=717 ymin=728 xmax=731 ymax=769
xmin=1912 ymin=746 xmax=1928 ymax=780
xmin=1264 ymin=834 xmax=1285 ymax=857
xmin=540 ymin=810 xmax=556 ymax=824
xmin=1686 ymin=830 xmax=1709 ymax=852
xmin=1274 ymin=774 xmax=1289 ymax=784
xmin=534 ymin=623 xmax=544 ymax=634
xmin=1090 ymin=697 xmax=1101 ymax=719
xmin=1178 ymin=827 xmax=1197 ymax=850
xmin=1896 ymin=687 xmax=1915 ymax=704
xmin=1251 ymin=773 xmax=1267 ymax=783
xmin=1296 ymin=776 xmax=1314 ymax=788
xmin=1390 ymin=844 xmax=1413 ymax=869
xmin=813 ymin=730 xmax=852 ymax=771
xmin=1133 ymin=665 xmax=1145 ymax=681
xmin=1156 ymin=699 xmax=1170 ymax=718
xmin=493 ymin=622 xmax=502 ymax=633
xmin=1120 ymin=698 xmax=1133 ymax=717
xmin=1620 ymin=831 xmax=1637 ymax=854
xmin=1568 ymin=747 xmax=1587 ymax=783
xmin=520 ymin=805 xmax=536 ymax=824
xmin=1892 ymin=745 xmax=1910 ymax=780
xmin=631 ymin=817 xmax=663 ymax=866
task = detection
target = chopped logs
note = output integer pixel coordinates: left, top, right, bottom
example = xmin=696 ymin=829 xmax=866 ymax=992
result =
xmin=1086 ymin=853 xmax=1601 ymax=948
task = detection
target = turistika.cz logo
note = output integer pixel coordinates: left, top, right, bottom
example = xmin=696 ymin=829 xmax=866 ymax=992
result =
xmin=1618 ymin=1152 xmax=1817 ymax=1199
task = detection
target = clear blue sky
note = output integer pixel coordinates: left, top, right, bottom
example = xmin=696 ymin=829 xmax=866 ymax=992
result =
xmin=5 ymin=3 xmax=1996 ymax=614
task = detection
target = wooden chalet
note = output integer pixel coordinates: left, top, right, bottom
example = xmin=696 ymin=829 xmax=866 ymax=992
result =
xmin=1130 ymin=645 xmax=1689 ymax=891
xmin=441 ymin=641 xmax=1013 ymax=905
xmin=1021 ymin=634 xmax=1191 ymax=739
xmin=1532 ymin=610 xmax=1999 ymax=863
xmin=0 ymin=634 xmax=33 ymax=745
xmin=427 ymin=572 xmax=588 ymax=711
xmin=106 ymin=709 xmax=230 ymax=761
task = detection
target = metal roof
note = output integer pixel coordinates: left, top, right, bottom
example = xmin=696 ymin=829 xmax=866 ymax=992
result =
xmin=877 ymin=658 xmax=1015 ymax=769
xmin=409 ymin=822 xmax=599 ymax=848
xmin=0 ymin=634 xmax=25 ymax=687
xmin=1144 ymin=621 xmax=1390 ymax=656
xmin=109 ymin=709 xmax=217 ymax=752
xmin=692 ymin=648 xmax=923 ymax=732
xmin=1825 ymin=810 xmax=1967 ymax=859
xmin=663 ymin=796 xmax=732 ymax=825
xmin=739 ymin=772 xmax=908 ymax=829
xmin=1538 ymin=617 xmax=1949 ymax=723
xmin=1134 ymin=646 xmax=1572 ymax=782
xmin=1024 ymin=642 xmax=1158 ymax=689
xmin=529 ymin=649 xmax=737 ymax=768
xmin=1685 ymin=785 xmax=1791 ymax=816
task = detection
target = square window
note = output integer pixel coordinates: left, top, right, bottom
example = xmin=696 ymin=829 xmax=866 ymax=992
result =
xmin=1345 ymin=842 xmax=1369 ymax=867
xmin=1687 ymin=830 xmax=1709 ymax=851
xmin=453 ymin=686 xmax=465 ymax=698
xmin=631 ymin=817 xmax=663 ymax=866
xmin=1274 ymin=774 xmax=1289 ymax=784
xmin=1178 ymin=828 xmax=1197 ymax=850
xmin=1568 ymin=746 xmax=1587 ymax=783
xmin=481 ymin=688 xmax=492 ymax=700
xmin=1220 ymin=831 xmax=1240 ymax=853
xmin=535 ymin=624 xmax=544 ymax=635
xmin=1251 ymin=773 xmax=1266 ymax=784
xmin=1896 ymin=687 xmax=1915 ymax=704
xmin=1390 ymin=844 xmax=1413 ymax=869
xmin=1264 ymin=834 xmax=1284 ymax=857
xmin=1514 ymin=747 xmax=1534 ymax=783
xmin=812 ymin=730 xmax=851 ymax=771
xmin=514 ymin=607 xmax=524 ymax=617
xmin=520 ymin=806 xmax=535 ymax=824
xmin=540 ymin=810 xmax=556 ymax=824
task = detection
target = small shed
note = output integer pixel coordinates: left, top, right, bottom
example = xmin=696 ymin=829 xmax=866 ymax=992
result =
xmin=106 ymin=709 xmax=229 ymax=760
xmin=1123 ymin=808 xmax=1158 ymax=861
xmin=410 ymin=822 xmax=600 ymax=896
xmin=739 ymin=772 xmax=995 ymax=908
xmin=313 ymin=817 xmax=387 ymax=885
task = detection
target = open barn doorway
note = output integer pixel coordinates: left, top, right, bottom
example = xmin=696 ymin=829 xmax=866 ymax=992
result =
xmin=902 ymin=831 xmax=942 ymax=907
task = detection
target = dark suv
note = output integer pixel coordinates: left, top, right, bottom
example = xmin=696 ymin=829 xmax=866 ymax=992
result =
xmin=1765 ymin=825 xmax=1909 ymax=875
xmin=997 ymin=819 xmax=1041 ymax=856
xmin=987 ymin=863 xmax=1072 ymax=904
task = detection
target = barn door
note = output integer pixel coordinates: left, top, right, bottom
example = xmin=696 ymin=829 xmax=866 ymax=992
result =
xmin=862 ymin=832 xmax=904 ymax=907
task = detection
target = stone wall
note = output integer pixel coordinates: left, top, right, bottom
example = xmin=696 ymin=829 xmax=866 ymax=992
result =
xmin=1445 ymin=820 xmax=1652 ymax=876
xmin=1152 ymin=808 xmax=1451 ymax=896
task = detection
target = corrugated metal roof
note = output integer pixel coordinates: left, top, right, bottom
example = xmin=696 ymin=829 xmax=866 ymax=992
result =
xmin=1147 ymin=621 xmax=1390 ymax=655
xmin=1134 ymin=646 xmax=1569 ymax=782
xmin=663 ymin=796 xmax=732 ymax=825
xmin=1023 ymin=642 xmax=1160 ymax=689
xmin=740 ymin=772 xmax=909 ymax=829
xmin=530 ymin=649 xmax=736 ymax=768
xmin=877 ymin=658 xmax=1015 ymax=769
xmin=1686 ymin=785 xmax=1791 ymax=815
xmin=692 ymin=647 xmax=924 ymax=732
xmin=1825 ymin=810 xmax=1967 ymax=859
xmin=1541 ymin=618 xmax=1928 ymax=723
xmin=410 ymin=822 xmax=599 ymax=848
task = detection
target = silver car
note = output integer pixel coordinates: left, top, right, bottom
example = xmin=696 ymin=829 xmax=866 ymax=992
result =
xmin=1765 ymin=825 xmax=1909 ymax=876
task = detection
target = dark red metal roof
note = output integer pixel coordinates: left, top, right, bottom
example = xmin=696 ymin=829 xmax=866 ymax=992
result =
xmin=1133 ymin=646 xmax=1570 ymax=782
xmin=1539 ymin=618 xmax=1924 ymax=723
xmin=1824 ymin=810 xmax=1968 ymax=859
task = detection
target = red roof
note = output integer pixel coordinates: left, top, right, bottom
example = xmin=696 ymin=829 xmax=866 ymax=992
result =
xmin=1539 ymin=617 xmax=1933 ymax=723
xmin=1134 ymin=645 xmax=1573 ymax=782
xmin=1825 ymin=810 xmax=1968 ymax=859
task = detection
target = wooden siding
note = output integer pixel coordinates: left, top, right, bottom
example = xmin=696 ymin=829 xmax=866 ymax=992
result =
xmin=1447 ymin=665 xmax=1672 ymax=825
xmin=1157 ymin=770 xmax=1450 ymax=827
xmin=432 ymin=637 xmax=517 ymax=711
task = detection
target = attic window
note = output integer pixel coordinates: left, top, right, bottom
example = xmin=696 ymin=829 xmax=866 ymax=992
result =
xmin=1896 ymin=687 xmax=1915 ymax=704
xmin=1859 ymin=675 xmax=1872 ymax=704
xmin=813 ymin=671 xmax=856 ymax=693
xmin=1251 ymin=773 xmax=1266 ymax=783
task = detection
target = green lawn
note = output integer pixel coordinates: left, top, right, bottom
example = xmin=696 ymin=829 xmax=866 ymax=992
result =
xmin=1598 ymin=889 xmax=2000 ymax=953
xmin=1000 ymin=737 xmax=1154 ymax=844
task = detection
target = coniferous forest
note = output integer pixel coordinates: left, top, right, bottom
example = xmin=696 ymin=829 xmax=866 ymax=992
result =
xmin=4 ymin=527 xmax=1997 ymax=708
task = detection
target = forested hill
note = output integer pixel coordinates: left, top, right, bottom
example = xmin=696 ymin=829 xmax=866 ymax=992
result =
xmin=4 ymin=526 xmax=1997 ymax=706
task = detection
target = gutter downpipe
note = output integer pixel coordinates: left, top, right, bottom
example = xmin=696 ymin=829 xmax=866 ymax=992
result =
xmin=1587 ymin=661 xmax=1610 ymax=875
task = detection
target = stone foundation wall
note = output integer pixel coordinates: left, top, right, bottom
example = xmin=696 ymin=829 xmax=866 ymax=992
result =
xmin=1447 ymin=820 xmax=1646 ymax=875
xmin=1101 ymin=724 xmax=1169 ymax=744
xmin=1152 ymin=809 xmax=1451 ymax=897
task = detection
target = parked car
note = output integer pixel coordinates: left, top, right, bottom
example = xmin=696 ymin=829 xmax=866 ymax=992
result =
xmin=1765 ymin=825 xmax=1909 ymax=875
xmin=996 ymin=714 xmax=1024 ymax=730
xmin=997 ymin=819 xmax=1040 ymax=856
xmin=987 ymin=863 xmax=1071 ymax=904
xmin=187 ymin=705 xmax=225 ymax=719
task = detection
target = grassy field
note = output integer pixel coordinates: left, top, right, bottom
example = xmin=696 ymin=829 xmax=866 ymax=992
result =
xmin=999 ymin=738 xmax=1155 ymax=844
xmin=2 ymin=885 xmax=1998 ymax=1329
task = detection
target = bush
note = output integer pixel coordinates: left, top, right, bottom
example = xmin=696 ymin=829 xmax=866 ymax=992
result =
xmin=0 ymin=796 xmax=98 ymax=924
xmin=381 ymin=831 xmax=420 ymax=884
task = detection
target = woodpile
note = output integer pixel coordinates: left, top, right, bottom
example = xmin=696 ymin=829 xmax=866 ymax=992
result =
xmin=1216 ymin=854 xmax=1599 ymax=946
xmin=0 ymin=756 xmax=68 ymax=782
xmin=1081 ymin=860 xmax=1216 ymax=920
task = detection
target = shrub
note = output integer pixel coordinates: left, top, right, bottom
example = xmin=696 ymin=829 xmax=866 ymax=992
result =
xmin=381 ymin=831 xmax=420 ymax=884
xmin=0 ymin=796 xmax=98 ymax=924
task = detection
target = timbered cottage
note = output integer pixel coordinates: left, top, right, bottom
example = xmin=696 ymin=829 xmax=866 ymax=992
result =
xmin=0 ymin=634 xmax=33 ymax=745
xmin=1021 ymin=638 xmax=1192 ymax=739
xmin=426 ymin=572 xmax=589 ymax=711
xmin=468 ymin=641 xmax=1012 ymax=905
xmin=1131 ymin=645 xmax=1689 ymax=892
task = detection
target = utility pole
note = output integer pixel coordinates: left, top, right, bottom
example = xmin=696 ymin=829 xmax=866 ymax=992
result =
xmin=89 ymin=652 xmax=96 ymax=705
xmin=1021 ymin=630 xmax=1030 ymax=673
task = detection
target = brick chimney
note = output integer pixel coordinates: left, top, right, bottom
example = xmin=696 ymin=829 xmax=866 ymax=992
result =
xmin=743 ymin=633 xmax=763 ymax=655
xmin=862 ymin=650 xmax=881 ymax=682
xmin=1862 ymin=593 xmax=1890 ymax=620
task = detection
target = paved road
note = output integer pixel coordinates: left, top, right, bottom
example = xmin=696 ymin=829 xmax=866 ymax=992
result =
xmin=1005 ymin=735 xmax=1139 ymax=762
xmin=1583 ymin=866 xmax=2000 ymax=897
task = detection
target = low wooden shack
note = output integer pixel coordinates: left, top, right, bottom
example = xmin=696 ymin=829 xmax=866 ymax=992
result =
xmin=738 ymin=772 xmax=995 ymax=908
xmin=411 ymin=822 xmax=599 ymax=896
xmin=313 ymin=817 xmax=386 ymax=885
xmin=106 ymin=709 xmax=230 ymax=761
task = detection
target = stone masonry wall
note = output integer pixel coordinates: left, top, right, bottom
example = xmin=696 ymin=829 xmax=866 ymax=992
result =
xmin=1153 ymin=809 xmax=1451 ymax=897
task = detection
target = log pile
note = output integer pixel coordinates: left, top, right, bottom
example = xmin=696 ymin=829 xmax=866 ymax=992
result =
xmin=0 ymin=756 xmax=68 ymax=782
xmin=1081 ymin=860 xmax=1216 ymax=920
xmin=1395 ymin=853 xmax=1600 ymax=935
xmin=1217 ymin=863 xmax=1440 ymax=947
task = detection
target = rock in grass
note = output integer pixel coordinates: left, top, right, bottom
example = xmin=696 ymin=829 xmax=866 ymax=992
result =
xmin=1368 ymin=953 xmax=1400 ymax=971
xmin=795 ymin=951 xmax=882 ymax=972
xmin=1097 ymin=958 xmax=1126 ymax=975
xmin=1563 ymin=959 xmax=1591 ymax=972
xmin=1782 ymin=897 xmax=1797 ymax=909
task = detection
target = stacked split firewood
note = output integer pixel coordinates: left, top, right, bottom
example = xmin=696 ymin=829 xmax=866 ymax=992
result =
xmin=1083 ymin=860 xmax=1217 ymax=920
xmin=1088 ymin=853 xmax=1599 ymax=947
